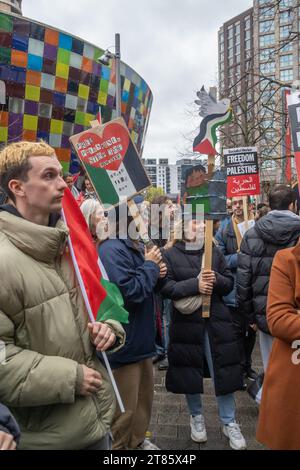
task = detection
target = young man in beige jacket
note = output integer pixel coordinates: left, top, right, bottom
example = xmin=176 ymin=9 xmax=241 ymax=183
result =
xmin=0 ymin=141 xmax=125 ymax=450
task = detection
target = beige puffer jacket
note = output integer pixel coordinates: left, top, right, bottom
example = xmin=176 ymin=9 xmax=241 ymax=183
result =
xmin=0 ymin=210 xmax=125 ymax=450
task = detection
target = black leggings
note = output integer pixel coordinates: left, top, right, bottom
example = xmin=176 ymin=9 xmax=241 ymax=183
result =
xmin=230 ymin=307 xmax=256 ymax=372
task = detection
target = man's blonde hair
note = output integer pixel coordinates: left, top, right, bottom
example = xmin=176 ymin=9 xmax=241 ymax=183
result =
xmin=0 ymin=141 xmax=56 ymax=202
xmin=0 ymin=141 xmax=55 ymax=174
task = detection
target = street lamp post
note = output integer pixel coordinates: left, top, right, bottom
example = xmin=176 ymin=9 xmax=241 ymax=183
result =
xmin=115 ymin=33 xmax=121 ymax=118
xmin=98 ymin=33 xmax=122 ymax=119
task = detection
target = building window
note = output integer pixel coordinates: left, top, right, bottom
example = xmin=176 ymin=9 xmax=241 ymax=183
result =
xmin=261 ymin=89 xmax=272 ymax=103
xmin=245 ymin=29 xmax=251 ymax=41
xmin=281 ymin=42 xmax=293 ymax=53
xmin=260 ymin=20 xmax=274 ymax=33
xmin=245 ymin=16 xmax=251 ymax=30
xmin=280 ymin=0 xmax=294 ymax=9
xmin=260 ymin=47 xmax=275 ymax=61
xmin=260 ymin=6 xmax=275 ymax=18
xmin=260 ymin=78 xmax=273 ymax=91
xmin=261 ymin=119 xmax=273 ymax=130
xmin=261 ymin=160 xmax=277 ymax=170
xmin=260 ymin=34 xmax=275 ymax=47
xmin=280 ymin=25 xmax=291 ymax=39
xmin=280 ymin=69 xmax=293 ymax=81
xmin=280 ymin=54 xmax=293 ymax=67
xmin=260 ymin=62 xmax=276 ymax=74
xmin=280 ymin=10 xmax=292 ymax=24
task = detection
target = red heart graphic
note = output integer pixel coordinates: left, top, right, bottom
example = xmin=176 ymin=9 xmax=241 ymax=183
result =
xmin=77 ymin=123 xmax=129 ymax=171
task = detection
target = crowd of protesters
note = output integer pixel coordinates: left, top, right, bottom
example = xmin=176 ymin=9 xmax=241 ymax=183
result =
xmin=1 ymin=141 xmax=300 ymax=450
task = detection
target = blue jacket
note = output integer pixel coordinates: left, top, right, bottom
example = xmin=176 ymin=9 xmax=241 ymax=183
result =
xmin=0 ymin=404 xmax=20 ymax=445
xmin=98 ymin=238 xmax=160 ymax=368
xmin=215 ymin=217 xmax=238 ymax=307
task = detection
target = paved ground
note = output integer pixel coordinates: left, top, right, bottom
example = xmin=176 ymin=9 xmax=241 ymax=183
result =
xmin=150 ymin=342 xmax=266 ymax=451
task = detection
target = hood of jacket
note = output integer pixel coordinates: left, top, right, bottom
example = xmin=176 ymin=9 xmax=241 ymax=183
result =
xmin=255 ymin=210 xmax=300 ymax=246
xmin=0 ymin=207 xmax=68 ymax=264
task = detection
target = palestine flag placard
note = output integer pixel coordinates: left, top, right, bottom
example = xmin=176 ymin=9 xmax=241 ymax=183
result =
xmin=69 ymin=117 xmax=151 ymax=206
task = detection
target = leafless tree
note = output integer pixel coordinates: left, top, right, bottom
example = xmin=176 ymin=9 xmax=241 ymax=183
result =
xmin=219 ymin=0 xmax=299 ymax=184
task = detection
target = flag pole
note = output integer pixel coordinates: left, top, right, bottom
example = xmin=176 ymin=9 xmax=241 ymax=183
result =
xmin=62 ymin=208 xmax=125 ymax=413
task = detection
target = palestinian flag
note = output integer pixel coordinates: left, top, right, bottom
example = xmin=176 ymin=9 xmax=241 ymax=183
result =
xmin=62 ymin=187 xmax=128 ymax=324
xmin=193 ymin=109 xmax=232 ymax=155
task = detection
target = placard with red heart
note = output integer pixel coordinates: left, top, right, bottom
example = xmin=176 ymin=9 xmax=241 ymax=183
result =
xmin=77 ymin=122 xmax=130 ymax=172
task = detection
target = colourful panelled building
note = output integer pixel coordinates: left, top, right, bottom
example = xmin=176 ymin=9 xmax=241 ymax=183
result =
xmin=0 ymin=11 xmax=153 ymax=172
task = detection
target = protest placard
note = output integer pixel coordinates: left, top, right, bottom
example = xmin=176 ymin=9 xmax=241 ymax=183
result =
xmin=181 ymin=164 xmax=227 ymax=220
xmin=193 ymin=86 xmax=232 ymax=318
xmin=224 ymin=147 xmax=260 ymax=198
xmin=69 ymin=117 xmax=151 ymax=207
xmin=287 ymin=91 xmax=300 ymax=187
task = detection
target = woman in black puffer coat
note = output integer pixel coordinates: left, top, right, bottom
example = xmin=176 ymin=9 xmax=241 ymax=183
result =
xmin=160 ymin=219 xmax=246 ymax=449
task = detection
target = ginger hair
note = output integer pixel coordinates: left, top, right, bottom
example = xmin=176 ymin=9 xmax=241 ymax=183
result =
xmin=0 ymin=141 xmax=55 ymax=173
xmin=0 ymin=141 xmax=56 ymax=202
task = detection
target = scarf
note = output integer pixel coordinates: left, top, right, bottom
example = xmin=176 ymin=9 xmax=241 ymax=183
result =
xmin=232 ymin=212 xmax=254 ymax=250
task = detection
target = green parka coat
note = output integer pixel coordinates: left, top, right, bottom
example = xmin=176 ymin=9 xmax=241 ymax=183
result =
xmin=0 ymin=210 xmax=125 ymax=450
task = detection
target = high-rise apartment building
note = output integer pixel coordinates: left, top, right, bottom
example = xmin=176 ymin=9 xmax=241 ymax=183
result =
xmin=142 ymin=158 xmax=200 ymax=195
xmin=219 ymin=0 xmax=300 ymax=186
xmin=219 ymin=8 xmax=255 ymax=149
xmin=253 ymin=0 xmax=299 ymax=182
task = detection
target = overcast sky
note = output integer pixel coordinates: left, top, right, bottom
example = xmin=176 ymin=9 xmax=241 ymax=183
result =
xmin=23 ymin=0 xmax=252 ymax=163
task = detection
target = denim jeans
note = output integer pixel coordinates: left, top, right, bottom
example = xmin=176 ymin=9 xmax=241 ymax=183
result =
xmin=156 ymin=297 xmax=172 ymax=356
xmin=185 ymin=329 xmax=236 ymax=425
xmin=162 ymin=298 xmax=172 ymax=352
xmin=255 ymin=330 xmax=274 ymax=404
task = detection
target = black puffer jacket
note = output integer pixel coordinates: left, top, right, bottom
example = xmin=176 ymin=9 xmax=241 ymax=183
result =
xmin=161 ymin=242 xmax=242 ymax=396
xmin=237 ymin=210 xmax=300 ymax=334
xmin=215 ymin=217 xmax=239 ymax=308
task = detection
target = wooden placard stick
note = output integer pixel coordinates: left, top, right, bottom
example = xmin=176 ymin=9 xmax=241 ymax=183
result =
xmin=90 ymin=120 xmax=100 ymax=129
xmin=202 ymin=154 xmax=215 ymax=319
xmin=202 ymin=219 xmax=214 ymax=318
xmin=127 ymin=198 xmax=152 ymax=247
xmin=242 ymin=196 xmax=249 ymax=231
